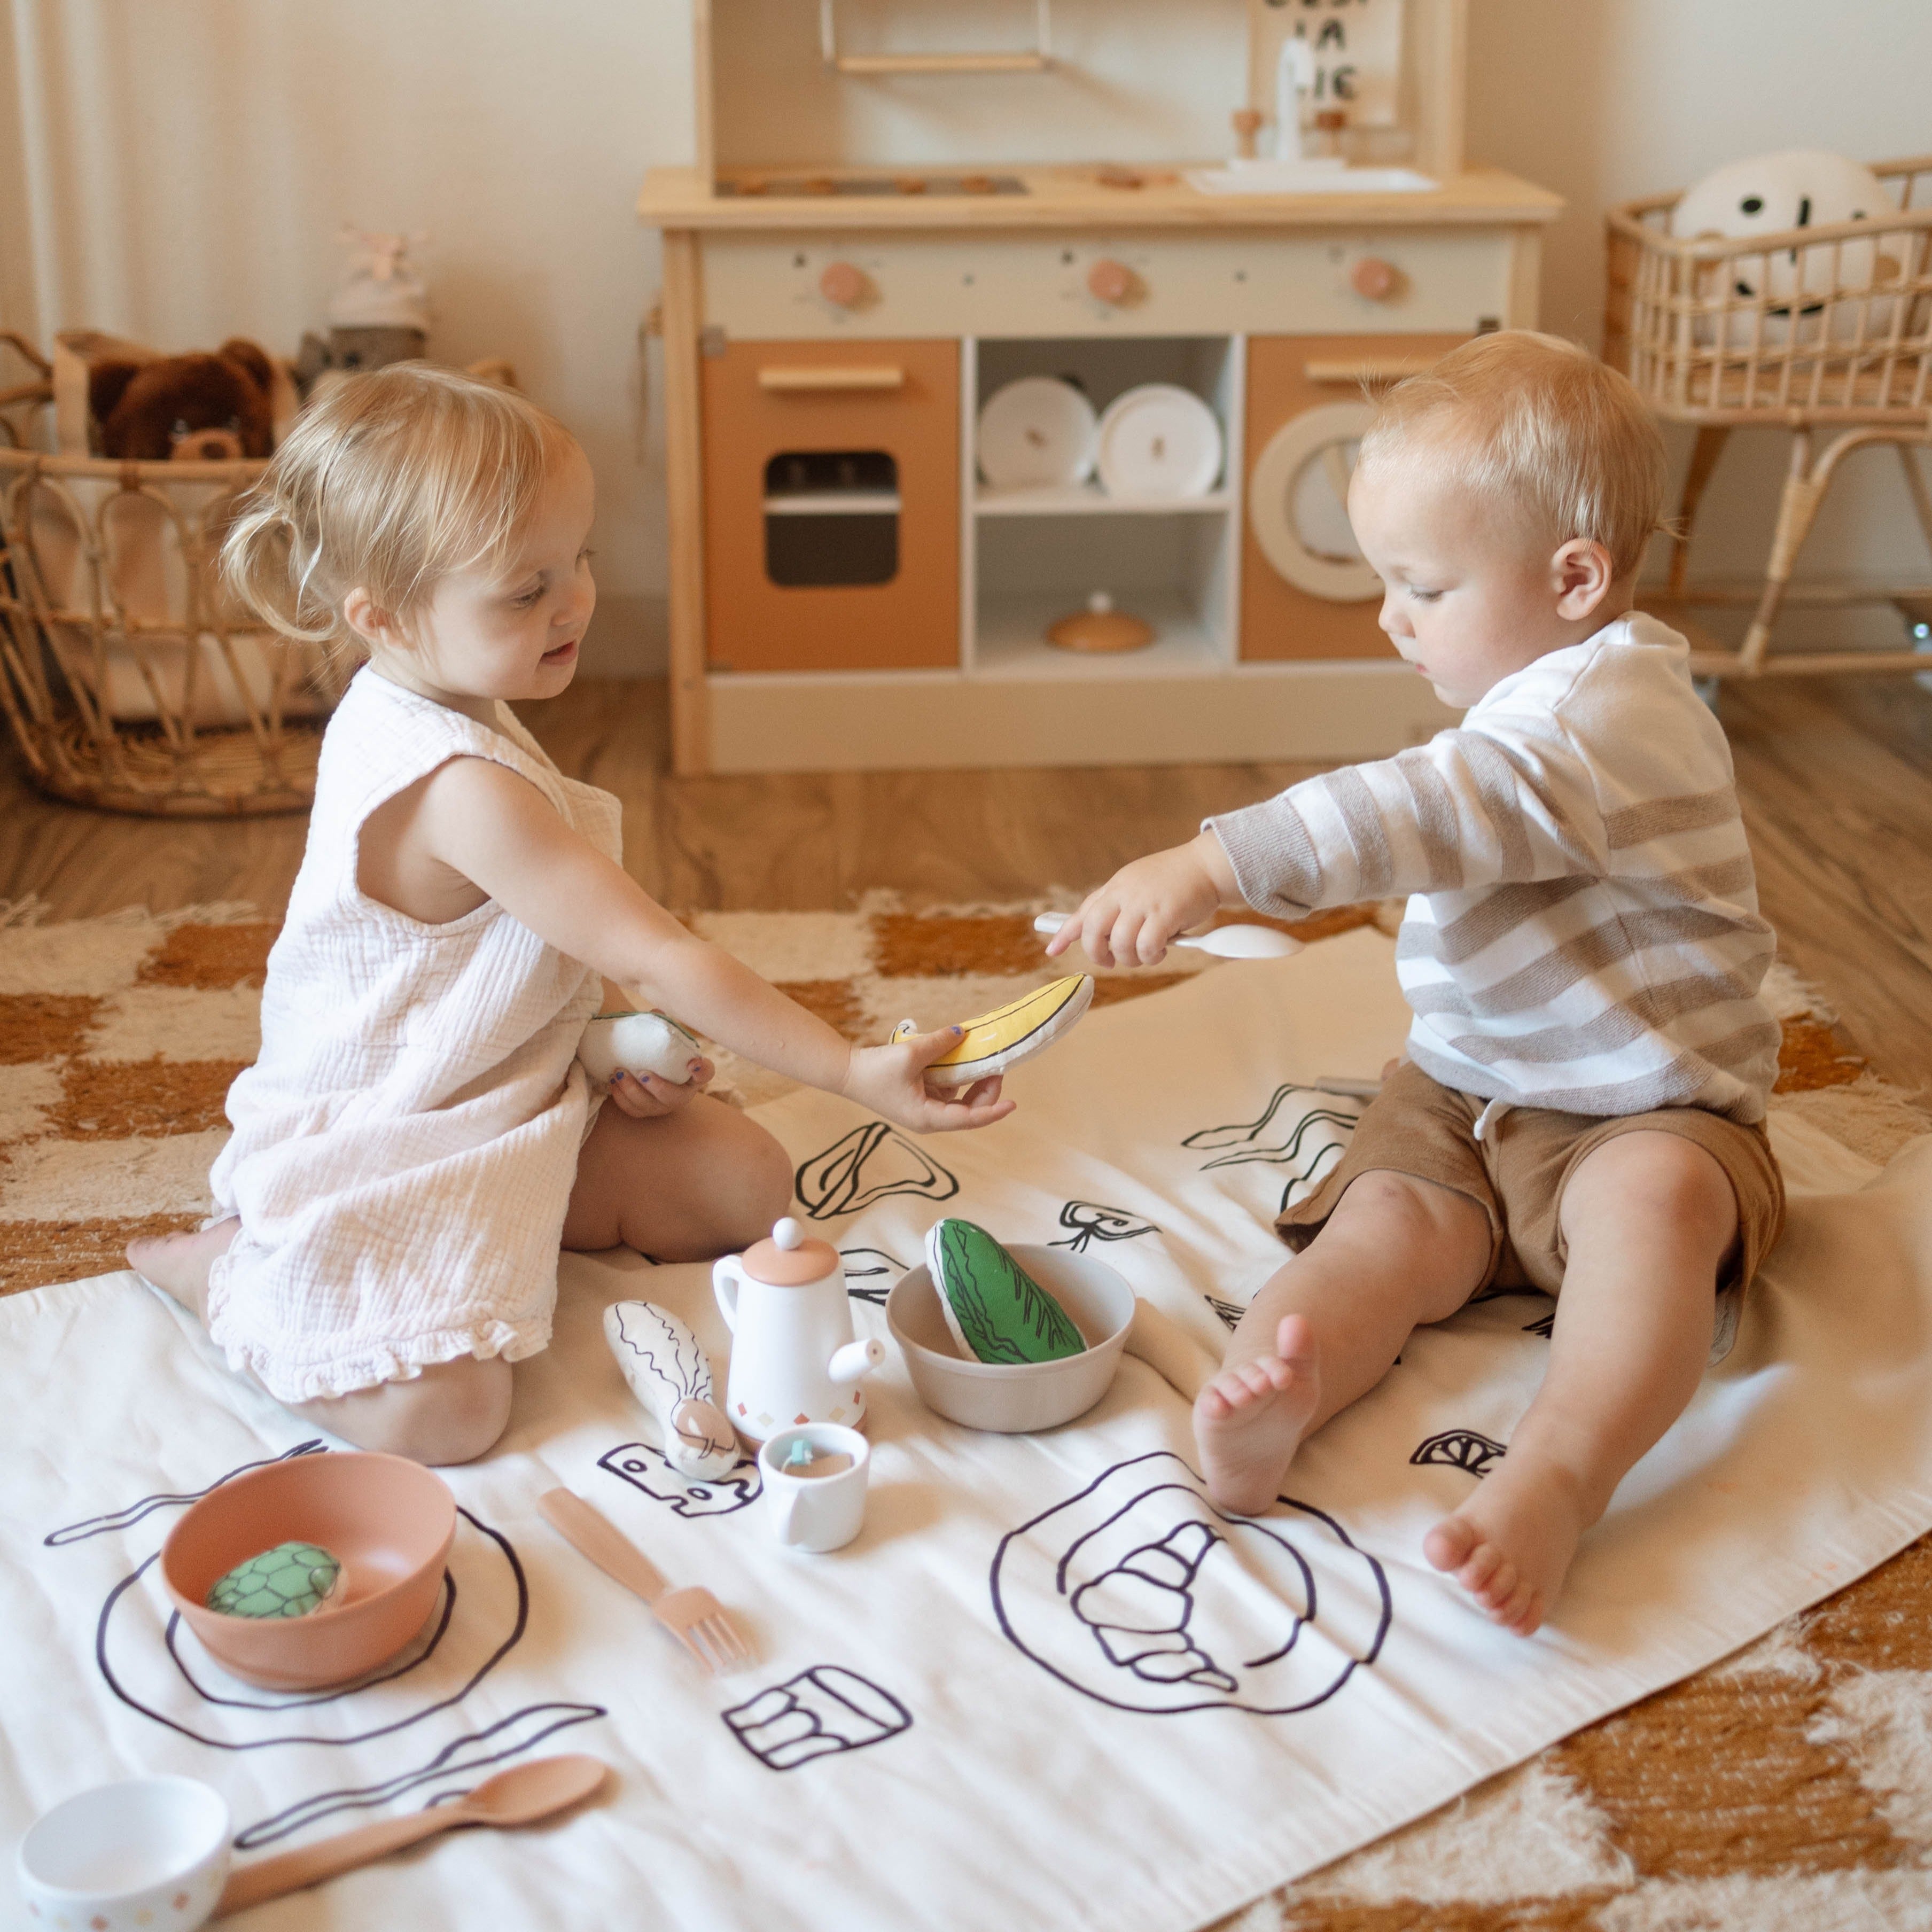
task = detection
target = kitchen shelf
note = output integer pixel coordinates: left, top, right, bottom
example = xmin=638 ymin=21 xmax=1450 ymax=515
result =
xmin=975 ymin=485 xmax=1233 ymax=517
xmin=974 ymin=592 xmax=1225 ymax=680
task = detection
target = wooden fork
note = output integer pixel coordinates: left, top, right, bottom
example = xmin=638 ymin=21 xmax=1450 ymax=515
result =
xmin=538 ymin=1488 xmax=753 ymax=1674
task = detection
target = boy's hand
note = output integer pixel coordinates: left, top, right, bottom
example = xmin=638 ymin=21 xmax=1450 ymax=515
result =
xmin=1045 ymin=833 xmax=1240 ymax=968
xmin=841 ymin=1029 xmax=1016 ymax=1134
xmin=604 ymin=1056 xmax=714 ymax=1119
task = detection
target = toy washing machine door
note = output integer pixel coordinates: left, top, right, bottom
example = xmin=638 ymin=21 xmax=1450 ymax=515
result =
xmin=1239 ymin=334 xmax=1466 ymax=661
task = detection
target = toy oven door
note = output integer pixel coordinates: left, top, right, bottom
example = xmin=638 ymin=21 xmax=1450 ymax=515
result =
xmin=700 ymin=338 xmax=959 ymax=673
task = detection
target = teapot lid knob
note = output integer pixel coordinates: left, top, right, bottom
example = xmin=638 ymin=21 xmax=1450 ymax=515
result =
xmin=773 ymin=1217 xmax=804 ymax=1251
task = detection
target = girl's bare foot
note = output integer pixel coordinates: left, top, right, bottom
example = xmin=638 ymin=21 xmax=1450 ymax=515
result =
xmin=1192 ymin=1314 xmax=1321 ymax=1515
xmin=1422 ymin=1456 xmax=1588 ymax=1636
xmin=127 ymin=1218 xmax=238 ymax=1323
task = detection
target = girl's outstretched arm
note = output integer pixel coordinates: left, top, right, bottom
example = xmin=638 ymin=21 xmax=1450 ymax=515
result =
xmin=410 ymin=756 xmax=1014 ymax=1134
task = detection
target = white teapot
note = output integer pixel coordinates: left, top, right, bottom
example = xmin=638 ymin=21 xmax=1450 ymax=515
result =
xmin=713 ymin=1218 xmax=885 ymax=1447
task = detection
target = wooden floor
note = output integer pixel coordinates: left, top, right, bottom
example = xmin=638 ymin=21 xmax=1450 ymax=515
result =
xmin=5 ymin=674 xmax=1931 ymax=1093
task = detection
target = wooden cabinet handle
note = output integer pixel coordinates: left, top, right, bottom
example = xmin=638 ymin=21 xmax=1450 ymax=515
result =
xmin=1087 ymin=259 xmax=1137 ymax=305
xmin=1350 ymin=257 xmax=1402 ymax=302
xmin=756 ymin=365 xmax=906 ymax=393
xmin=1303 ymin=358 xmax=1430 ymax=387
xmin=819 ymin=261 xmax=871 ymax=309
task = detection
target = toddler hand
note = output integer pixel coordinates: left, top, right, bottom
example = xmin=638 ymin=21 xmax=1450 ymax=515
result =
xmin=605 ymin=1056 xmax=713 ymax=1119
xmin=841 ymin=1029 xmax=1016 ymax=1135
xmin=1045 ymin=833 xmax=1236 ymax=968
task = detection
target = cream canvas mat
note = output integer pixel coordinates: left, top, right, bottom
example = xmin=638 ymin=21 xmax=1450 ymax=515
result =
xmin=2 ymin=928 xmax=1931 ymax=1931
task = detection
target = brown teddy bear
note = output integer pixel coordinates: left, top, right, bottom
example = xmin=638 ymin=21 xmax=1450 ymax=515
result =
xmin=88 ymin=338 xmax=278 ymax=461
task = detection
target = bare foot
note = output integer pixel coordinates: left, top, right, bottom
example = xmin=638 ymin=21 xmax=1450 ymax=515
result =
xmin=1422 ymin=1456 xmax=1588 ymax=1636
xmin=127 ymin=1218 xmax=238 ymax=1323
xmin=1193 ymin=1314 xmax=1321 ymax=1515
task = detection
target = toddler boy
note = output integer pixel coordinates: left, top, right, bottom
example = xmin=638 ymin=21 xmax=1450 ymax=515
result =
xmin=1047 ymin=332 xmax=1783 ymax=1636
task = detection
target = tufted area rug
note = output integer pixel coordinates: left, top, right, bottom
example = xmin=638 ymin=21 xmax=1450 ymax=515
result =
xmin=3 ymin=895 xmax=1932 ymax=1929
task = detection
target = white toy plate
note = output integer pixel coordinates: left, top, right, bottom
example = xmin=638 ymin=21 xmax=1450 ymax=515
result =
xmin=977 ymin=377 xmax=1097 ymax=492
xmin=1094 ymin=384 xmax=1224 ymax=500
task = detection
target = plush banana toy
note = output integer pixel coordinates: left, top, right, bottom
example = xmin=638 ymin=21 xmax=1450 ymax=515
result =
xmin=892 ymin=974 xmax=1093 ymax=1088
xmin=578 ymin=1009 xmax=704 ymax=1087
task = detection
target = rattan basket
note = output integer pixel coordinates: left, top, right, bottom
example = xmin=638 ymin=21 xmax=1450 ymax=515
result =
xmin=0 ymin=334 xmax=342 ymax=816
xmin=1604 ymin=158 xmax=1932 ymax=678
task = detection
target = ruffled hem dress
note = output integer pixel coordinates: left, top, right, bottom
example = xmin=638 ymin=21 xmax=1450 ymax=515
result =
xmin=204 ymin=668 xmax=621 ymax=1404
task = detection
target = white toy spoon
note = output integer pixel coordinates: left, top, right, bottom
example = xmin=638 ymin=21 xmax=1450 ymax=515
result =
xmin=1033 ymin=910 xmax=1302 ymax=960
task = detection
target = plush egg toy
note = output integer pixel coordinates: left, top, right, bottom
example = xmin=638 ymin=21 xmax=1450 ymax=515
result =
xmin=577 ymin=1009 xmax=704 ymax=1087
xmin=1670 ymin=150 xmax=1899 ymax=346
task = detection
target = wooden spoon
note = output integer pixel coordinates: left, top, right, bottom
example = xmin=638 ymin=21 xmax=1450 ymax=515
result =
xmin=213 ymin=1755 xmax=611 ymax=1915
xmin=1033 ymin=910 xmax=1302 ymax=960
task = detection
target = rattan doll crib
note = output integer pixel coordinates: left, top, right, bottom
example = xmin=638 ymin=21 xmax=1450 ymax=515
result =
xmin=1604 ymin=155 xmax=1932 ymax=679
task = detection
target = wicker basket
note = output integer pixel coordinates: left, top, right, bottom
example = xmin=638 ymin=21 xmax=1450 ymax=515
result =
xmin=1604 ymin=158 xmax=1932 ymax=677
xmin=0 ymin=334 xmax=342 ymax=816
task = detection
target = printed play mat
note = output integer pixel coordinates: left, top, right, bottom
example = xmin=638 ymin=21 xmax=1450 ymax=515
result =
xmin=3 ymin=930 xmax=1932 ymax=1931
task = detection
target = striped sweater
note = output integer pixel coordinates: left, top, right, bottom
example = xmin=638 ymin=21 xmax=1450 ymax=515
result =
xmin=1206 ymin=613 xmax=1780 ymax=1123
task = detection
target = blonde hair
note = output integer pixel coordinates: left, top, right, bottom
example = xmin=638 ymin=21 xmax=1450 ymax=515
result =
xmin=222 ymin=363 xmax=572 ymax=653
xmin=1357 ymin=331 xmax=1666 ymax=580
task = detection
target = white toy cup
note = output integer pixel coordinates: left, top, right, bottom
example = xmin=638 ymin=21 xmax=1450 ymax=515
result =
xmin=758 ymin=1423 xmax=871 ymax=1553
xmin=18 ymin=1775 xmax=230 ymax=1930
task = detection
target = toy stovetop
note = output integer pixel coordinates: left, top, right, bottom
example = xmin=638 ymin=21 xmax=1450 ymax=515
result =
xmin=637 ymin=163 xmax=1562 ymax=232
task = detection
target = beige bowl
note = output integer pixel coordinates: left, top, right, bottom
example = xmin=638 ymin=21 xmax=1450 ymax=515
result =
xmin=887 ymin=1244 xmax=1135 ymax=1432
xmin=161 ymin=1451 xmax=456 ymax=1691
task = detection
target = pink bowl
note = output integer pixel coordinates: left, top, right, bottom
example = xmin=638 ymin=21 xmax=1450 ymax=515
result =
xmin=161 ymin=1452 xmax=456 ymax=1690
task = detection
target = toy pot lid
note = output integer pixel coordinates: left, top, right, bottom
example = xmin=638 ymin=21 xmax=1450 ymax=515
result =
xmin=738 ymin=1217 xmax=841 ymax=1287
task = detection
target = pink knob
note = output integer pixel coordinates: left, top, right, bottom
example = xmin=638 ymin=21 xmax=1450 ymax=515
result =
xmin=1087 ymin=259 xmax=1136 ymax=305
xmin=819 ymin=261 xmax=869 ymax=308
xmin=1350 ymin=257 xmax=1400 ymax=302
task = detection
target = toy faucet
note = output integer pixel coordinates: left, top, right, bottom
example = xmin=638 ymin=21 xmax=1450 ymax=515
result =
xmin=1274 ymin=36 xmax=1315 ymax=162
xmin=713 ymin=1217 xmax=886 ymax=1447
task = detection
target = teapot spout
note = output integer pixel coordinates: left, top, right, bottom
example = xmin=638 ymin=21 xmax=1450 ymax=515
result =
xmin=828 ymin=1337 xmax=886 ymax=1385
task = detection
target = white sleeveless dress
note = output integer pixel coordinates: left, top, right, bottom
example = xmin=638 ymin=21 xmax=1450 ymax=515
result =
xmin=206 ymin=668 xmax=621 ymax=1403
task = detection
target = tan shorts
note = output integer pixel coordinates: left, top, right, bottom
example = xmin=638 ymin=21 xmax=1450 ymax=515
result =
xmin=1277 ymin=1060 xmax=1785 ymax=1300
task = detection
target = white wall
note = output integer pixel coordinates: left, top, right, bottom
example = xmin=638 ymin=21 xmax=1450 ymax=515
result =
xmin=4 ymin=0 xmax=1928 ymax=674
xmin=1469 ymin=0 xmax=1932 ymax=642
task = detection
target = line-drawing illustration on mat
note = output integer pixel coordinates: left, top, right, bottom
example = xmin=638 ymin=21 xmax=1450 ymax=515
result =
xmin=1522 ymin=1309 xmax=1556 ymax=1337
xmin=1182 ymin=1088 xmax=1358 ymax=1211
xmin=722 ymin=1665 xmax=913 ymax=1771
xmin=840 ymin=1246 xmax=907 ymax=1307
xmin=1409 ymin=1430 xmax=1507 ymax=1477
xmin=44 ymin=1439 xmax=328 ymax=1546
xmin=1205 ymin=1295 xmax=1247 ymax=1330
xmin=796 ymin=1121 xmax=961 ymax=1219
xmin=1049 ymin=1201 xmax=1159 ymax=1254
xmin=991 ymin=1451 xmax=1390 ymax=1715
xmin=49 ymin=1453 xmax=605 ymax=1848
xmin=598 ymin=1440 xmax=762 ymax=1516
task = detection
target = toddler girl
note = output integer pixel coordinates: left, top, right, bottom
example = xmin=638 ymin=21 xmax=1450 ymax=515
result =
xmin=131 ymin=365 xmax=1010 ymax=1464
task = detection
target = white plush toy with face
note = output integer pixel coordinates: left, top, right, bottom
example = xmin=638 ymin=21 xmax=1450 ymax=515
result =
xmin=1671 ymin=149 xmax=1899 ymax=346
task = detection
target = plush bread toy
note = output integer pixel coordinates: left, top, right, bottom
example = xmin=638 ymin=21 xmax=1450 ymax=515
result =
xmin=892 ymin=975 xmax=1094 ymax=1088
xmin=578 ymin=1010 xmax=704 ymax=1087
xmin=925 ymin=1218 xmax=1086 ymax=1366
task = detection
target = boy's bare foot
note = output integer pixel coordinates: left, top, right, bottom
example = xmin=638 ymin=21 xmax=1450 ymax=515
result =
xmin=1423 ymin=1456 xmax=1588 ymax=1636
xmin=127 ymin=1218 xmax=238 ymax=1323
xmin=1193 ymin=1314 xmax=1321 ymax=1516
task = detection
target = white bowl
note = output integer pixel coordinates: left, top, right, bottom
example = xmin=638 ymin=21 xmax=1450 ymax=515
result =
xmin=1094 ymin=383 xmax=1224 ymax=499
xmin=18 ymin=1775 xmax=230 ymax=1931
xmin=887 ymin=1244 xmax=1134 ymax=1431
xmin=977 ymin=376 xmax=1097 ymax=492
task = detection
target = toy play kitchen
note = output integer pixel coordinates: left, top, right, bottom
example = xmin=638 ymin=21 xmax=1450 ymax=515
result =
xmin=638 ymin=0 xmax=1560 ymax=773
